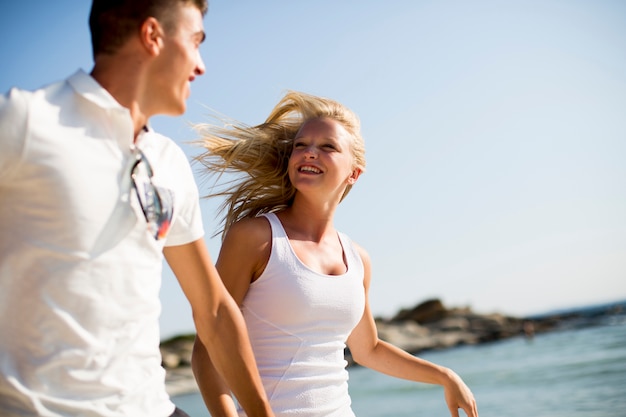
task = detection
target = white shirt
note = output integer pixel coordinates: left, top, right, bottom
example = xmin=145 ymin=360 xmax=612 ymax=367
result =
xmin=0 ymin=70 xmax=204 ymax=416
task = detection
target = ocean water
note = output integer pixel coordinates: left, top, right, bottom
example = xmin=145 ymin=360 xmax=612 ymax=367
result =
xmin=173 ymin=314 xmax=626 ymax=417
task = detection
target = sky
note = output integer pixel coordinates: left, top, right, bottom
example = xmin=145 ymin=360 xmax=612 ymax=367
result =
xmin=1 ymin=0 xmax=625 ymax=340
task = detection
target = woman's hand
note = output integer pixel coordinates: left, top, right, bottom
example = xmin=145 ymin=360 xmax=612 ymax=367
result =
xmin=443 ymin=370 xmax=479 ymax=417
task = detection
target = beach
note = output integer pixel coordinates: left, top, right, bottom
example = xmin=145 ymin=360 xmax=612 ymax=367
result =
xmin=171 ymin=313 xmax=626 ymax=416
xmin=162 ymin=302 xmax=626 ymax=417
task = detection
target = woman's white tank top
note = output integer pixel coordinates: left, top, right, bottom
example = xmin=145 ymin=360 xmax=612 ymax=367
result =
xmin=238 ymin=213 xmax=366 ymax=416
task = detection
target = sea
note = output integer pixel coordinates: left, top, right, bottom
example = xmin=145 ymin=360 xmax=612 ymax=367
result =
xmin=172 ymin=305 xmax=626 ymax=417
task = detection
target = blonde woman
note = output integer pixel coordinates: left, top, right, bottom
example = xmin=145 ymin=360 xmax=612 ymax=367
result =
xmin=193 ymin=91 xmax=479 ymax=417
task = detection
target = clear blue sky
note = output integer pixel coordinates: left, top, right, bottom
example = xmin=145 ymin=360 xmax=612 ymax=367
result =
xmin=2 ymin=1 xmax=625 ymax=339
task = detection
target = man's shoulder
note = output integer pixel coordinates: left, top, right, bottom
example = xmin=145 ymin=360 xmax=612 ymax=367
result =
xmin=0 ymin=80 xmax=62 ymax=137
xmin=1 ymin=85 xmax=37 ymax=112
xmin=1 ymin=75 xmax=74 ymax=116
xmin=3 ymin=73 xmax=71 ymax=98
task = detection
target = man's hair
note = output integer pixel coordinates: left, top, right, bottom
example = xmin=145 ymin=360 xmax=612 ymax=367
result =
xmin=89 ymin=0 xmax=208 ymax=58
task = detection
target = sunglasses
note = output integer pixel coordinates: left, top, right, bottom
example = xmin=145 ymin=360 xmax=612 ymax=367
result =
xmin=130 ymin=150 xmax=174 ymax=240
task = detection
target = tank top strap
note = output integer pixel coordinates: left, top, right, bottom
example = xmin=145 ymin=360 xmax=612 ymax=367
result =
xmin=260 ymin=212 xmax=363 ymax=278
xmin=260 ymin=212 xmax=286 ymax=238
xmin=337 ymin=231 xmax=364 ymax=277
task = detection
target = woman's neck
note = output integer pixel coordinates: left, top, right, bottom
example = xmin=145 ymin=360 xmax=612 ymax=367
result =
xmin=278 ymin=202 xmax=336 ymax=243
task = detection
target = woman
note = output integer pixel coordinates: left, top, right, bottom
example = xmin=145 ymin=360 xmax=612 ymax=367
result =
xmin=192 ymin=91 xmax=479 ymax=417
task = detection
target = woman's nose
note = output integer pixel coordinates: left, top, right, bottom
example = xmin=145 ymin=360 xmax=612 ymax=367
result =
xmin=304 ymin=148 xmax=317 ymax=159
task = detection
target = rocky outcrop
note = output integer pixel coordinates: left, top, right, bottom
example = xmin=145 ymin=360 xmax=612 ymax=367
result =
xmin=383 ymin=298 xmax=530 ymax=348
xmin=344 ymin=298 xmax=536 ymax=366
xmin=160 ymin=334 xmax=195 ymax=369
xmin=160 ymin=298 xmax=625 ymax=395
xmin=159 ymin=334 xmax=197 ymax=396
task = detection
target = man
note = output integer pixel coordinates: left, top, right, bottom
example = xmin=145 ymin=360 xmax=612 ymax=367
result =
xmin=0 ymin=1 xmax=273 ymax=416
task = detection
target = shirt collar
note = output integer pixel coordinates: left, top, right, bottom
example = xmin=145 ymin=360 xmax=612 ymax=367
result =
xmin=68 ymin=69 xmax=154 ymax=144
xmin=67 ymin=69 xmax=126 ymax=111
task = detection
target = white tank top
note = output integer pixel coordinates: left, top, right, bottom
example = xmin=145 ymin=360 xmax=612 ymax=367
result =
xmin=238 ymin=213 xmax=365 ymax=416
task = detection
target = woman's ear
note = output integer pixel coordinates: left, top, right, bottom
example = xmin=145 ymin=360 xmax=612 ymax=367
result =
xmin=347 ymin=168 xmax=362 ymax=185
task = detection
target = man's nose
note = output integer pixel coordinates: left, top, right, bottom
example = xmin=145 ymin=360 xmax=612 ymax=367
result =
xmin=195 ymin=51 xmax=206 ymax=76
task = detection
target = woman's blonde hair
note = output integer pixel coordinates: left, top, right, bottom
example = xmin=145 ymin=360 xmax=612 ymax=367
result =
xmin=195 ymin=90 xmax=366 ymax=237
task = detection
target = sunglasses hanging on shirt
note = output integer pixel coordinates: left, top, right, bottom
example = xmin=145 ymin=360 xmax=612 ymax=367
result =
xmin=130 ymin=149 xmax=174 ymax=240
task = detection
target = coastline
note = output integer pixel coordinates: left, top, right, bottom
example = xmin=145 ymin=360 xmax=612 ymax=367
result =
xmin=165 ymin=366 xmax=198 ymax=397
xmin=162 ymin=298 xmax=626 ymax=397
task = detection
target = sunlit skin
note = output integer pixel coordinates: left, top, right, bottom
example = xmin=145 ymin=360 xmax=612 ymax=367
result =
xmin=277 ymin=117 xmax=362 ymax=277
xmin=287 ymin=117 xmax=361 ymax=213
xmin=197 ymin=117 xmax=478 ymax=417
xmin=88 ymin=4 xmax=273 ymax=416
xmin=146 ymin=4 xmax=206 ymax=116
xmin=90 ymin=4 xmax=206 ymax=137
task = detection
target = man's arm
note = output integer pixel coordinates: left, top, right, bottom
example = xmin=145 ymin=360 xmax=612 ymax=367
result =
xmin=164 ymin=238 xmax=273 ymax=417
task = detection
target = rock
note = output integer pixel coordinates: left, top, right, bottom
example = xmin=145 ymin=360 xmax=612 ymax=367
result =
xmin=392 ymin=299 xmax=447 ymax=323
xmin=161 ymin=352 xmax=181 ymax=369
xmin=160 ymin=334 xmax=195 ymax=369
xmin=164 ymin=366 xmax=199 ymax=397
xmin=431 ymin=316 xmax=470 ymax=332
xmin=431 ymin=331 xmax=480 ymax=348
xmin=376 ymin=319 xmax=434 ymax=352
xmin=160 ymin=298 xmax=626 ymax=394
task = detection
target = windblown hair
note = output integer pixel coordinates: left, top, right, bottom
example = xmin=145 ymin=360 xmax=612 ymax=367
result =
xmin=89 ymin=0 xmax=208 ymax=58
xmin=195 ymin=91 xmax=366 ymax=237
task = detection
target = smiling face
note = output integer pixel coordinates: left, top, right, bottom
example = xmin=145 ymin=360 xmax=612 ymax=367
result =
xmin=148 ymin=4 xmax=206 ymax=115
xmin=288 ymin=117 xmax=361 ymax=202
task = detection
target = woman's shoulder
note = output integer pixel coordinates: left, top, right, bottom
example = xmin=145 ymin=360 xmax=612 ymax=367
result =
xmin=225 ymin=215 xmax=273 ymax=247
xmin=222 ymin=216 xmax=273 ymax=280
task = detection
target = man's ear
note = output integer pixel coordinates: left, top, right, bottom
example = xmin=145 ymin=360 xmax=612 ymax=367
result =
xmin=347 ymin=168 xmax=362 ymax=185
xmin=140 ymin=17 xmax=164 ymax=56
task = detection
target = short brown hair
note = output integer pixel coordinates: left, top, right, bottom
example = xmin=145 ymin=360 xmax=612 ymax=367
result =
xmin=89 ymin=0 xmax=208 ymax=57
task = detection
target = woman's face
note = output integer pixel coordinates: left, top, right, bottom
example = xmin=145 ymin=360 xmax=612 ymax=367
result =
xmin=288 ymin=117 xmax=361 ymax=200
